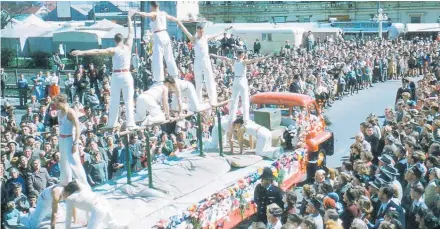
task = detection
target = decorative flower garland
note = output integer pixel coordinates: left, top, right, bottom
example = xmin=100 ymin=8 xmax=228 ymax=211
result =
xmin=158 ymin=148 xmax=307 ymax=229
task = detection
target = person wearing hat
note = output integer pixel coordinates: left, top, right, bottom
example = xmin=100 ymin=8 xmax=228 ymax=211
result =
xmin=407 ymin=184 xmax=428 ymax=229
xmin=425 ymin=167 xmax=440 ymax=208
xmin=380 ymin=164 xmax=403 ymax=202
xmin=304 ymin=196 xmax=323 ymax=229
xmin=393 ymin=145 xmax=408 ymax=183
xmin=401 ymin=164 xmax=424 ymax=211
xmin=254 ymin=167 xmax=284 ymax=224
xmin=368 ymin=178 xmax=384 ymax=221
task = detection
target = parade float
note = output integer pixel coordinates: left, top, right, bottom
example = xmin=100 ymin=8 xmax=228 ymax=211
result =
xmin=156 ymin=93 xmax=334 ymax=229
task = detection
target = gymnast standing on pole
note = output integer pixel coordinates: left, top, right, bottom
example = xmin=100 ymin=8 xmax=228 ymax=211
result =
xmin=177 ymin=22 xmax=232 ymax=106
xmin=210 ymin=51 xmax=272 ymax=124
xmin=134 ymin=1 xmax=181 ymax=84
xmin=71 ymin=11 xmax=137 ymax=131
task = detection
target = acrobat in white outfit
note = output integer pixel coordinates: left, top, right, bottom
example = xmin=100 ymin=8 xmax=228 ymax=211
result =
xmin=171 ymin=79 xmax=211 ymax=113
xmin=53 ymin=94 xmax=90 ymax=188
xmin=205 ymin=115 xmax=230 ymax=149
xmin=178 ymin=23 xmax=233 ymax=105
xmin=19 ymin=185 xmax=64 ymax=229
xmin=135 ymin=2 xmax=180 ymax=83
xmin=63 ymin=181 xmax=127 ymax=229
xmin=231 ymin=118 xmax=282 ymax=159
xmin=210 ymin=52 xmax=272 ymax=124
xmin=71 ymin=11 xmax=137 ymax=130
xmin=135 ymin=77 xmax=181 ymax=126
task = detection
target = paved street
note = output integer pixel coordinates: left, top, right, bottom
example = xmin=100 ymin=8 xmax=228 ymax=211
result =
xmin=325 ymin=80 xmax=402 ymax=168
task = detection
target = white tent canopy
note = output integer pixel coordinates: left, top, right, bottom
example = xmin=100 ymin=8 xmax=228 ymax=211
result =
xmin=89 ymin=19 xmax=123 ymax=30
xmin=406 ymin=23 xmax=440 ymax=33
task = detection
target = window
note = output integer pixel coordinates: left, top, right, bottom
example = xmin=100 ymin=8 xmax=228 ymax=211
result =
xmin=410 ymin=16 xmax=421 ymax=23
xmin=262 ymin=33 xmax=272 ymax=41
xmin=224 ymin=20 xmax=232 ymax=23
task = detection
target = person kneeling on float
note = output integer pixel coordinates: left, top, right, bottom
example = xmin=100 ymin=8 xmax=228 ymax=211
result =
xmin=205 ymin=115 xmax=230 ymax=149
xmin=135 ymin=76 xmax=182 ymax=126
xmin=230 ymin=118 xmax=282 ymax=159
xmin=63 ymin=180 xmax=127 ymax=229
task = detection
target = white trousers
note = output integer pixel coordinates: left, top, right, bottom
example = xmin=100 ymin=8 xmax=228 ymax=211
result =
xmin=135 ymin=94 xmax=165 ymax=126
xmin=59 ymin=136 xmax=89 ymax=187
xmin=152 ymin=32 xmax=179 ymax=82
xmin=108 ymin=72 xmax=135 ymax=128
xmin=88 ymin=203 xmax=125 ymax=229
xmin=194 ymin=58 xmax=217 ymax=105
xmin=19 ymin=195 xmax=51 ymax=229
xmin=248 ymin=124 xmax=281 ymax=159
xmin=171 ymin=84 xmax=210 ymax=112
xmin=229 ymin=78 xmax=250 ymax=123
xmin=205 ymin=118 xmax=230 ymax=149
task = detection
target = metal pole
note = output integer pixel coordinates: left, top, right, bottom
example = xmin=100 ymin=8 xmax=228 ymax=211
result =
xmin=124 ymin=134 xmax=132 ymax=185
xmin=378 ymin=2 xmax=382 ymax=39
xmin=16 ymin=44 xmax=19 ymax=68
xmin=197 ymin=112 xmax=205 ymax=157
xmin=216 ymin=107 xmax=224 ymax=157
xmin=134 ymin=15 xmax=138 ymax=54
xmin=145 ymin=132 xmax=153 ymax=188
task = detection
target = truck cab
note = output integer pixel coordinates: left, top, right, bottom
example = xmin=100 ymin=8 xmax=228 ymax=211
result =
xmin=250 ymin=92 xmax=334 ymax=181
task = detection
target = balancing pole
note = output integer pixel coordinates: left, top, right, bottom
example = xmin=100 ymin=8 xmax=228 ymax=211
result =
xmin=216 ymin=107 xmax=224 ymax=157
xmin=145 ymin=131 xmax=154 ymax=189
xmin=197 ymin=112 xmax=205 ymax=157
xmin=124 ymin=134 xmax=132 ymax=185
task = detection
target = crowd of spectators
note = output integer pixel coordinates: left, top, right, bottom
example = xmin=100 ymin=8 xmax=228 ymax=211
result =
xmin=1 ymin=31 xmax=440 ymax=227
xmin=250 ymin=41 xmax=440 ymax=229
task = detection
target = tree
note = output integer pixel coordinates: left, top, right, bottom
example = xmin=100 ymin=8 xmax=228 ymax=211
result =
xmin=1 ymin=2 xmax=41 ymax=29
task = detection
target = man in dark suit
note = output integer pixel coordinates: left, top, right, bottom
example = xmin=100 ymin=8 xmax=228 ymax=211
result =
xmin=366 ymin=185 xmax=405 ymax=229
xmin=254 ymin=39 xmax=261 ymax=55
xmin=289 ymin=75 xmax=301 ymax=93
xmin=406 ymin=184 xmax=428 ymax=229
xmin=254 ymin=167 xmax=284 ymax=224
xmin=365 ymin=124 xmax=380 ymax=162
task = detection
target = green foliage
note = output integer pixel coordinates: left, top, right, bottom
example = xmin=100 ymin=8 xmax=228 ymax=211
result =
xmin=1 ymin=2 xmax=41 ymax=29
xmin=1 ymin=48 xmax=16 ymax=67
xmin=30 ymin=51 xmax=50 ymax=68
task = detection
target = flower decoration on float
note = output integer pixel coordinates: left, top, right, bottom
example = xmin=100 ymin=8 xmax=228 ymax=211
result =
xmin=161 ymin=149 xmax=304 ymax=228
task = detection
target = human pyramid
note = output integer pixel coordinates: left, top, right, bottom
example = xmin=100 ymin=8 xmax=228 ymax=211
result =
xmin=19 ymin=2 xmax=278 ymax=229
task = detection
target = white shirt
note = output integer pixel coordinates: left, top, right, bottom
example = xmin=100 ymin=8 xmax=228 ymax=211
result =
xmin=194 ymin=34 xmax=209 ymax=59
xmin=150 ymin=11 xmax=167 ymax=31
xmin=267 ymin=219 xmax=282 ymax=229
xmin=112 ymin=45 xmax=131 ymax=70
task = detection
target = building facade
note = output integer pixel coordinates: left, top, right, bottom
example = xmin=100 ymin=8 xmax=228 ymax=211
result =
xmin=199 ymin=1 xmax=440 ymax=24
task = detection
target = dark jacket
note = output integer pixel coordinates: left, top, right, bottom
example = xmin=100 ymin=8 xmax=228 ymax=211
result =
xmin=289 ymin=82 xmax=301 ymax=93
xmin=254 ymin=184 xmax=284 ymax=224
xmin=340 ymin=204 xmax=360 ymax=229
